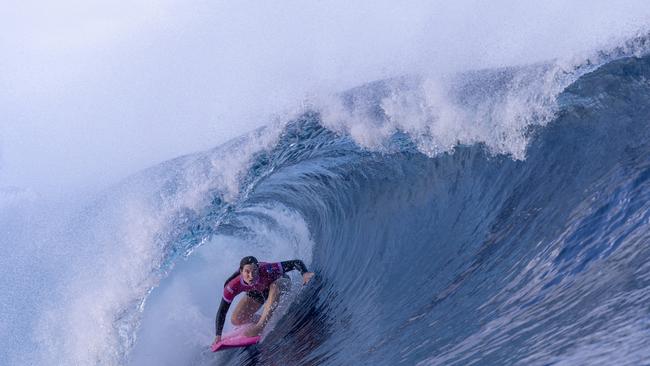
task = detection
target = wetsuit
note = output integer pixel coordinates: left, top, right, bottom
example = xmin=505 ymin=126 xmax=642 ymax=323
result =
xmin=215 ymin=260 xmax=309 ymax=337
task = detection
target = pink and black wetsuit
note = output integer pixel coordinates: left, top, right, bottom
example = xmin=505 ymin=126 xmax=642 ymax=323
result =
xmin=215 ymin=260 xmax=309 ymax=337
xmin=223 ymin=262 xmax=285 ymax=304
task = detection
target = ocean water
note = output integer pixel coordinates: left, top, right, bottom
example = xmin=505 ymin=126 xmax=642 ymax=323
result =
xmin=2 ymin=35 xmax=650 ymax=366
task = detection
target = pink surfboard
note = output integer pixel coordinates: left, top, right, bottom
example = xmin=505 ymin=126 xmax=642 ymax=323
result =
xmin=211 ymin=325 xmax=261 ymax=352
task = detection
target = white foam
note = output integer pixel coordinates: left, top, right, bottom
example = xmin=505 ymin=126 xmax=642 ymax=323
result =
xmin=319 ymin=33 xmax=650 ymax=160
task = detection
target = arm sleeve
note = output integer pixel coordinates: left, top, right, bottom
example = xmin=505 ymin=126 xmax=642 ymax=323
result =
xmin=215 ymin=299 xmax=231 ymax=336
xmin=280 ymin=260 xmax=309 ymax=275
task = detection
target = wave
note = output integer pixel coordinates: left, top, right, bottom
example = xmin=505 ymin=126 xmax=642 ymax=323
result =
xmin=133 ymin=54 xmax=650 ymax=365
xmin=6 ymin=36 xmax=650 ymax=365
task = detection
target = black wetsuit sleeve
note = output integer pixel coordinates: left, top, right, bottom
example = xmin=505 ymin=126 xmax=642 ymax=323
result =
xmin=216 ymin=270 xmax=239 ymax=336
xmin=215 ymin=299 xmax=231 ymax=336
xmin=281 ymin=260 xmax=309 ymax=275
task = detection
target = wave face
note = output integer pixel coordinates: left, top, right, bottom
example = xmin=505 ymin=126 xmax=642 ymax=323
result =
xmin=125 ymin=55 xmax=650 ymax=366
xmin=7 ymin=53 xmax=650 ymax=365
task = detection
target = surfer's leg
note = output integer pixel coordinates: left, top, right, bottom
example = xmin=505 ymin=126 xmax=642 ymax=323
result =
xmin=231 ymin=295 xmax=263 ymax=326
xmin=257 ymin=277 xmax=290 ymax=328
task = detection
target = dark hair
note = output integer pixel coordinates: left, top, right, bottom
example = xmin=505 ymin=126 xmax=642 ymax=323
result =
xmin=239 ymin=256 xmax=259 ymax=270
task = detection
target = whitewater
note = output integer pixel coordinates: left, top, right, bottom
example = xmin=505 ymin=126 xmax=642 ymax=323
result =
xmin=3 ymin=5 xmax=650 ymax=366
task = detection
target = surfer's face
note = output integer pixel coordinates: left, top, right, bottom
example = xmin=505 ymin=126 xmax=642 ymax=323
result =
xmin=241 ymin=263 xmax=258 ymax=285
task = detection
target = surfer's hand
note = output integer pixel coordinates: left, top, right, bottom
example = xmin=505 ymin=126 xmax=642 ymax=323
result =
xmin=302 ymin=272 xmax=315 ymax=285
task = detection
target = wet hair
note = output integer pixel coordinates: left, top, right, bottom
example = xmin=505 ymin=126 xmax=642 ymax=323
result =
xmin=239 ymin=256 xmax=259 ymax=270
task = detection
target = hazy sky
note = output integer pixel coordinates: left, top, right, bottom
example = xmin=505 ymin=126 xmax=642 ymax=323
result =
xmin=2 ymin=0 xmax=650 ymax=197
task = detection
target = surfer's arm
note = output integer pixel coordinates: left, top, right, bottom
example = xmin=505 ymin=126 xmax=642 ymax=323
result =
xmin=216 ymin=272 xmax=239 ymax=336
xmin=215 ymin=299 xmax=231 ymax=336
xmin=281 ymin=260 xmax=315 ymax=284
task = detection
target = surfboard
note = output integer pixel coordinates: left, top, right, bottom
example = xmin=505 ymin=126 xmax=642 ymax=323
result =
xmin=211 ymin=324 xmax=261 ymax=352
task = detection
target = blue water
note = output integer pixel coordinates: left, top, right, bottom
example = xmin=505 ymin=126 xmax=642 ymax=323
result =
xmin=3 ymin=41 xmax=650 ymax=366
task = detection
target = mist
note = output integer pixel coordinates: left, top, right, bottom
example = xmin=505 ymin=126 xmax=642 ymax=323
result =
xmin=2 ymin=0 xmax=650 ymax=197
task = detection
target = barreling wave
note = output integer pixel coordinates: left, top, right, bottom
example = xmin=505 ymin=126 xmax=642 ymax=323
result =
xmin=16 ymin=35 xmax=650 ymax=366
xmin=133 ymin=55 xmax=650 ymax=365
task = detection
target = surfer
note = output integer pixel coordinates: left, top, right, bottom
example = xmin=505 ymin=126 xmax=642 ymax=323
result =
xmin=213 ymin=256 xmax=315 ymax=345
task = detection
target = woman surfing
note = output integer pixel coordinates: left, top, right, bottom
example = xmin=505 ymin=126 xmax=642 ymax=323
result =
xmin=212 ymin=256 xmax=315 ymax=348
